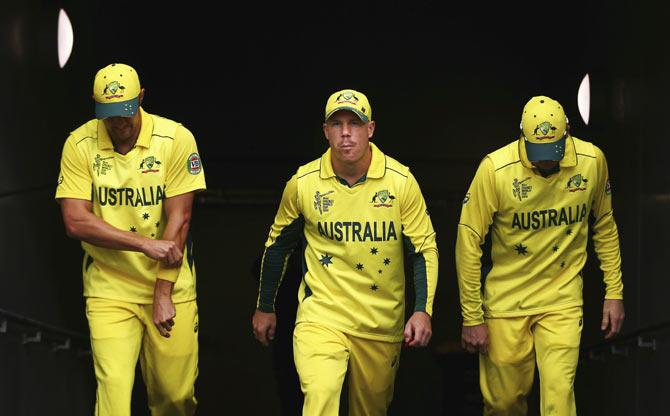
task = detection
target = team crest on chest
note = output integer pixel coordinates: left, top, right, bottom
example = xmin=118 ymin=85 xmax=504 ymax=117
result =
xmin=314 ymin=190 xmax=335 ymax=214
xmin=512 ymin=177 xmax=532 ymax=201
xmin=566 ymin=174 xmax=588 ymax=192
xmin=371 ymin=189 xmax=395 ymax=208
xmin=93 ymin=154 xmax=113 ymax=176
xmin=139 ymin=156 xmax=161 ymax=173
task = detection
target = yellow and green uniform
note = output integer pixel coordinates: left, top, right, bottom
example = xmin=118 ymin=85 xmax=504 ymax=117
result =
xmin=456 ymin=136 xmax=623 ymax=416
xmin=56 ymin=108 xmax=206 ymax=302
xmin=56 ymin=108 xmax=206 ymax=416
xmin=258 ymin=142 xmax=438 ymax=415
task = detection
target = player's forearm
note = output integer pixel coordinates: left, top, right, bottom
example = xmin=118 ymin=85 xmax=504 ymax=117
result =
xmin=456 ymin=226 xmax=485 ymax=325
xmin=411 ymin=246 xmax=438 ymax=316
xmin=592 ymin=212 xmax=624 ymax=298
xmin=161 ymin=210 xmax=190 ymax=251
xmin=257 ymin=247 xmax=292 ymax=312
xmin=65 ymin=209 xmax=148 ymax=252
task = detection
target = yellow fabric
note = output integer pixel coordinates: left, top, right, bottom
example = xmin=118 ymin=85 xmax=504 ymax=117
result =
xmin=480 ymin=306 xmax=582 ymax=416
xmin=56 ymin=109 xmax=207 ymax=302
xmin=86 ymin=298 xmax=199 ymax=416
xmin=325 ymin=89 xmax=372 ymax=121
xmin=293 ymin=322 xmax=401 ymax=416
xmin=521 ymin=96 xmax=567 ymax=144
xmin=456 ymin=137 xmax=623 ymax=326
xmin=258 ymin=143 xmax=438 ymax=342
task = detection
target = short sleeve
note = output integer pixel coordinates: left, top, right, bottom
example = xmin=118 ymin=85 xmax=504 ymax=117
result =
xmin=55 ymin=136 xmax=93 ymax=200
xmin=164 ymin=125 xmax=207 ymax=198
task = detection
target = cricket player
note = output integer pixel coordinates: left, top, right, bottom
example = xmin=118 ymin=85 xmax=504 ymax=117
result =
xmin=457 ymin=95 xmax=625 ymax=415
xmin=56 ymin=63 xmax=206 ymax=415
xmin=252 ymin=89 xmax=439 ymax=415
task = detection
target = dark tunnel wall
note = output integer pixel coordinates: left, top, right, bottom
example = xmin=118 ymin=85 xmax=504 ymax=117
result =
xmin=0 ymin=0 xmax=668 ymax=414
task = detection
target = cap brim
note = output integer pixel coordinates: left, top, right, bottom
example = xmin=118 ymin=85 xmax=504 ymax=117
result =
xmin=325 ymin=106 xmax=369 ymax=122
xmin=524 ymin=136 xmax=566 ymax=161
xmin=95 ymin=96 xmax=139 ymax=119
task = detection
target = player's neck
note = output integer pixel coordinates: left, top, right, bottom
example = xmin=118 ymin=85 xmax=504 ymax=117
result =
xmin=331 ymin=151 xmax=372 ymax=186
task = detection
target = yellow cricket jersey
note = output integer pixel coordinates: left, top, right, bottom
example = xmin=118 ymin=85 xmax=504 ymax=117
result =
xmin=456 ymin=136 xmax=623 ymax=325
xmin=55 ymin=108 xmax=206 ymax=304
xmin=257 ymin=143 xmax=438 ymax=342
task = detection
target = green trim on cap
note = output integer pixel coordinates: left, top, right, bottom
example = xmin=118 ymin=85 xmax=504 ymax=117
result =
xmin=524 ymin=135 xmax=566 ymax=161
xmin=95 ymin=96 xmax=139 ymax=119
xmin=325 ymin=106 xmax=369 ymax=122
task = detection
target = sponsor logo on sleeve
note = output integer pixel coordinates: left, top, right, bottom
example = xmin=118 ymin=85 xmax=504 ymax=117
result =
xmin=187 ymin=153 xmax=202 ymax=175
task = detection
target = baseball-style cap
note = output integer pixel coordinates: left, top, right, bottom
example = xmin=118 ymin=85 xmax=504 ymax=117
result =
xmin=521 ymin=96 xmax=568 ymax=161
xmin=93 ymin=63 xmax=141 ymax=119
xmin=325 ymin=89 xmax=372 ymax=122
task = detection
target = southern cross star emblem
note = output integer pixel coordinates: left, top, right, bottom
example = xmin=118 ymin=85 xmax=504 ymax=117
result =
xmin=514 ymin=243 xmax=528 ymax=255
xmin=370 ymin=247 xmax=378 ymax=255
xmin=320 ymin=254 xmax=333 ymax=267
xmin=356 ymin=263 xmax=364 ymax=270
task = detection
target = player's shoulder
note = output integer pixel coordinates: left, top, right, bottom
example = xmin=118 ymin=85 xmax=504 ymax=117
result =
xmin=68 ymin=119 xmax=99 ymax=146
xmin=383 ymin=153 xmax=410 ymax=179
xmin=571 ymin=136 xmax=604 ymax=159
xmin=149 ymin=113 xmax=184 ymax=140
xmin=296 ymin=156 xmax=321 ymax=180
xmin=486 ymin=139 xmax=521 ymax=171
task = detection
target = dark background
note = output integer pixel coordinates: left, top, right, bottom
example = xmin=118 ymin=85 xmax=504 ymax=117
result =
xmin=0 ymin=0 xmax=668 ymax=414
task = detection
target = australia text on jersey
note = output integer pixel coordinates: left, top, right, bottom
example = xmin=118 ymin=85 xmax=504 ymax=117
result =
xmin=95 ymin=185 xmax=166 ymax=207
xmin=511 ymin=203 xmax=587 ymax=230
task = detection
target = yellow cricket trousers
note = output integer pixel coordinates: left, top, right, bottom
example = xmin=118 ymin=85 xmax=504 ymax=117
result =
xmin=480 ymin=306 xmax=583 ymax=416
xmin=86 ymin=298 xmax=199 ymax=416
xmin=293 ymin=322 xmax=402 ymax=416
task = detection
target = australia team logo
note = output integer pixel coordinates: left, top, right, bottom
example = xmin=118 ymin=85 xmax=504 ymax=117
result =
xmin=336 ymin=91 xmax=359 ymax=105
xmin=371 ymin=189 xmax=395 ymax=208
xmin=512 ymin=177 xmax=532 ymax=201
xmin=103 ymin=81 xmax=126 ymax=99
xmin=187 ymin=153 xmax=202 ymax=175
xmin=533 ymin=121 xmax=557 ymax=139
xmin=139 ymin=156 xmax=161 ymax=173
xmin=566 ymin=174 xmax=588 ymax=192
xmin=314 ymin=190 xmax=334 ymax=214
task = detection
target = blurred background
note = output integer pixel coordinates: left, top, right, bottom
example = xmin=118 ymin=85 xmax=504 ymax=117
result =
xmin=0 ymin=0 xmax=668 ymax=414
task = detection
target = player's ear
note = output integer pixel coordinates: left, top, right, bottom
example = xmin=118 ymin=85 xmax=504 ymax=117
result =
xmin=138 ymin=88 xmax=145 ymax=105
xmin=367 ymin=120 xmax=375 ymax=139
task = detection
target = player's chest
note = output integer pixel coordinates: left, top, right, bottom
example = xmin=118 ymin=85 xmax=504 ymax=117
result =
xmin=88 ymin=147 xmax=167 ymax=188
xmin=300 ymin=180 xmax=402 ymax=239
xmin=498 ymin=165 xmax=598 ymax=211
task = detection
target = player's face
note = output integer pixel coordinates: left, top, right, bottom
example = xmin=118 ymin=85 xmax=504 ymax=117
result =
xmin=532 ymin=160 xmax=559 ymax=171
xmin=102 ymin=88 xmax=144 ymax=145
xmin=103 ymin=113 xmax=140 ymax=143
xmin=323 ymin=110 xmax=375 ymax=166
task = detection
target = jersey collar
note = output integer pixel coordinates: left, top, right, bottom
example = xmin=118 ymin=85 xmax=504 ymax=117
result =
xmin=518 ymin=135 xmax=577 ymax=169
xmin=320 ymin=142 xmax=386 ymax=180
xmin=97 ymin=107 xmax=154 ymax=151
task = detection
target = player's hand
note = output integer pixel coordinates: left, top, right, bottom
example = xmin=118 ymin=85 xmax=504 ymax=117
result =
xmin=403 ymin=311 xmax=432 ymax=348
xmin=153 ymin=279 xmax=176 ymax=338
xmin=252 ymin=310 xmax=277 ymax=347
xmin=602 ymin=299 xmax=625 ymax=340
xmin=141 ymin=239 xmax=183 ymax=267
xmin=461 ymin=323 xmax=489 ymax=354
